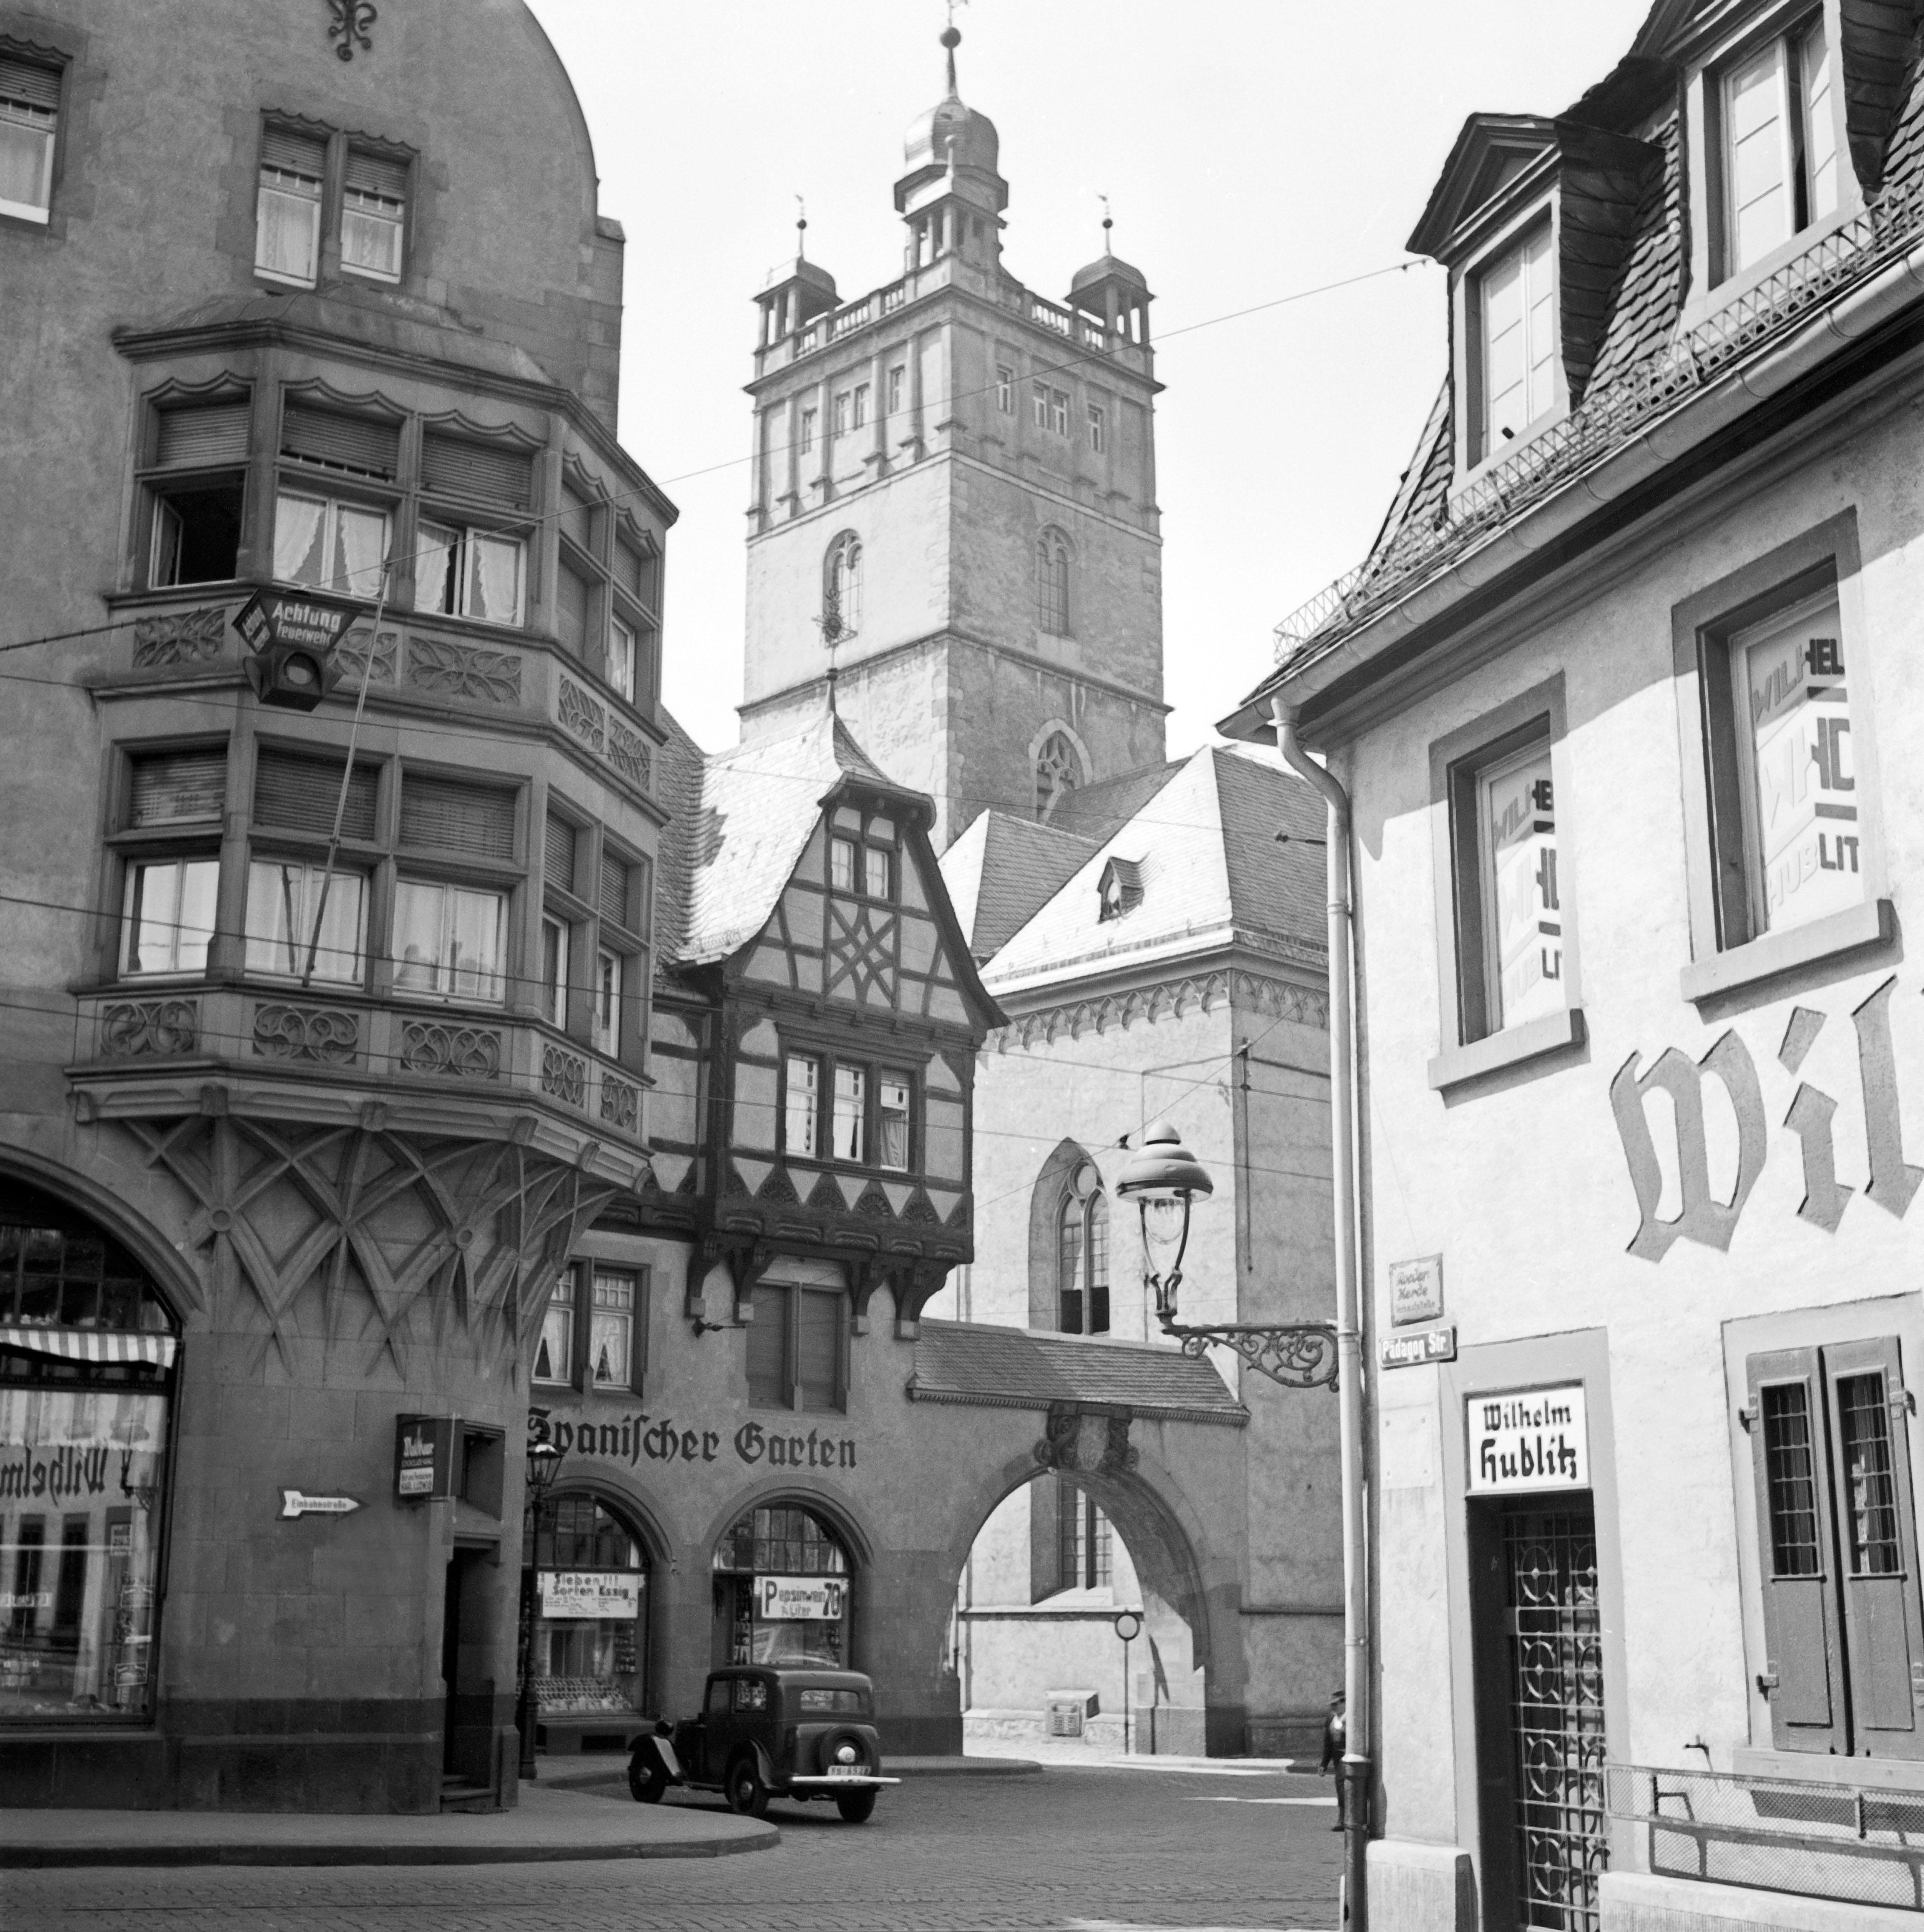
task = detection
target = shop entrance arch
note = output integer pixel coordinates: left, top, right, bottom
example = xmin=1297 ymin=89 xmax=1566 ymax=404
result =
xmin=712 ymin=1501 xmax=856 ymax=1670
xmin=529 ymin=1490 xmax=654 ymax=1751
xmin=0 ymin=1173 xmax=181 ymax=1731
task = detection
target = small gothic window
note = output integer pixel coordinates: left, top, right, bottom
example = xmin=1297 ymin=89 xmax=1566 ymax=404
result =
xmin=1036 ymin=528 xmax=1072 ymax=635
xmin=1057 ymin=1161 xmax=1110 ymax=1334
xmin=1034 ymin=731 xmax=1082 ymax=822
xmin=823 ymin=532 xmax=861 ymax=643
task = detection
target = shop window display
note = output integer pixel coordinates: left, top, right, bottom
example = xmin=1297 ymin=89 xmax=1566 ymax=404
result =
xmin=0 ymin=1182 xmax=177 ymax=1725
xmin=712 ymin=1503 xmax=852 ymax=1667
xmin=530 ymin=1493 xmax=648 ymax=1724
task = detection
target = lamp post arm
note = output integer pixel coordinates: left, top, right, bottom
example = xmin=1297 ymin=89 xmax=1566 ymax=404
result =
xmin=1273 ymin=695 xmax=1371 ymax=1929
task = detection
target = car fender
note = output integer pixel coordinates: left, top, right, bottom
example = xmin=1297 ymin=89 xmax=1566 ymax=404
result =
xmin=746 ymin=1738 xmax=779 ymax=1790
xmin=633 ymin=1734 xmax=684 ymax=1785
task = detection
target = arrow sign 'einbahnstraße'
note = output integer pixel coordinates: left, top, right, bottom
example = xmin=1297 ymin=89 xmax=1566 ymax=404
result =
xmin=280 ymin=1490 xmax=362 ymax=1519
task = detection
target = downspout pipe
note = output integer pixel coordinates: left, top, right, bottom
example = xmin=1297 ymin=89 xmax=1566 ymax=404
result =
xmin=1273 ymin=694 xmax=1369 ymax=1931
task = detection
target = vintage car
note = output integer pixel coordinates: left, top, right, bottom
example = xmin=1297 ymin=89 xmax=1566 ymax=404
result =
xmin=628 ymin=1665 xmax=898 ymax=1822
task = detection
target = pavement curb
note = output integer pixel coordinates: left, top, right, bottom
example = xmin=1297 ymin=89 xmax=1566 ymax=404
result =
xmin=0 ymin=1827 xmax=779 ymax=1869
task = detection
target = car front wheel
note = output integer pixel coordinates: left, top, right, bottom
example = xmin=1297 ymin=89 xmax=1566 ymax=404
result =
xmin=835 ymin=1787 xmax=878 ymax=1824
xmin=628 ymin=1753 xmax=667 ymax=1804
xmin=726 ymin=1754 xmax=770 ymax=1819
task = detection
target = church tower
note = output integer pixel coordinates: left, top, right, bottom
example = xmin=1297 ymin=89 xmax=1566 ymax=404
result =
xmin=740 ymin=27 xmax=1166 ymax=850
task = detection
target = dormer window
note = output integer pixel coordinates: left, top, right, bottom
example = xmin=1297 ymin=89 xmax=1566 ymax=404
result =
xmin=1475 ymin=218 xmax=1557 ymax=462
xmin=1097 ymin=856 xmax=1143 ymax=922
xmin=1715 ymin=13 xmax=1837 ymax=280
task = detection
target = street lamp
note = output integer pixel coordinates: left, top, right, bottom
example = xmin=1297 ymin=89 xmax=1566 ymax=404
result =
xmin=1116 ymin=1119 xmax=1340 ymax=1392
xmin=515 ymin=1438 xmax=568 ymax=1781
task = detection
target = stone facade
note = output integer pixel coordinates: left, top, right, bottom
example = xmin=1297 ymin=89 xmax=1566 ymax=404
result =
xmin=0 ymin=0 xmax=668 ymax=1811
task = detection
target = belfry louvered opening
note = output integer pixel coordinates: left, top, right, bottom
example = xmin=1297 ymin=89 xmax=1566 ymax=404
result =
xmin=254 ymin=748 xmax=379 ymax=842
xmin=281 ymin=404 xmax=401 ymax=480
xmin=399 ymin=772 xmax=517 ymax=861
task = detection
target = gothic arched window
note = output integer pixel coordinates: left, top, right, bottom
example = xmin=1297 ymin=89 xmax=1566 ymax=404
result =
xmin=1036 ymin=527 xmax=1072 ymax=635
xmin=1056 ymin=1160 xmax=1110 ymax=1334
xmin=823 ymin=532 xmax=861 ymax=643
xmin=1034 ymin=730 xmax=1083 ymax=821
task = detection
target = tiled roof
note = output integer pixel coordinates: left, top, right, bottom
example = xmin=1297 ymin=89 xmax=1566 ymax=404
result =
xmin=650 ymin=707 xmax=708 ymax=971
xmin=1047 ymin=760 xmax=1187 ymax=844
xmin=940 ymin=810 xmax=1101 ymax=962
xmin=910 ymin=1319 xmax=1248 ymax=1424
xmin=980 ymin=744 xmax=1326 ymax=992
xmin=1240 ymin=17 xmax=1924 ymax=726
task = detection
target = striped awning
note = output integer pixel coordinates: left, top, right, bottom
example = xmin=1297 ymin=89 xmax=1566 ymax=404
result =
xmin=0 ymin=1326 xmax=178 ymax=1369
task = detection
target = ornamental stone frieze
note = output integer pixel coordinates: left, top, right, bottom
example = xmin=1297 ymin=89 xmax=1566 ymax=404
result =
xmin=112 ymin=1111 xmax=616 ymax=1382
xmin=985 ymin=970 xmax=1329 ymax=1053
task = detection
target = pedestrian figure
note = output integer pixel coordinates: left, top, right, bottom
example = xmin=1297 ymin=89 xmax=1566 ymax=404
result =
xmin=1318 ymin=1686 xmax=1345 ymax=1774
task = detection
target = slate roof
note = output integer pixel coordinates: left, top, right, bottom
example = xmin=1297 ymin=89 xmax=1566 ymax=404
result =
xmin=941 ymin=810 xmax=1101 ymax=962
xmin=656 ymin=709 xmax=909 ymax=968
xmin=910 ymin=1319 xmax=1248 ymax=1425
xmin=1232 ymin=2 xmax=1924 ymax=733
xmin=1047 ymin=759 xmax=1187 ymax=845
xmin=977 ymin=744 xmax=1326 ymax=995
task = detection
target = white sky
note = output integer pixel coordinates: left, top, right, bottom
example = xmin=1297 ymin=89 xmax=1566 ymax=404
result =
xmin=526 ymin=0 xmax=1653 ymax=759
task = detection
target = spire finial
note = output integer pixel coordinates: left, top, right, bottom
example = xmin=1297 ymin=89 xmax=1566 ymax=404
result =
xmin=941 ymin=0 xmax=965 ymax=97
xmin=794 ymin=194 xmax=807 ymax=260
xmin=1099 ymin=194 xmax=1113 ymax=251
xmin=825 ymin=636 xmax=840 ymax=717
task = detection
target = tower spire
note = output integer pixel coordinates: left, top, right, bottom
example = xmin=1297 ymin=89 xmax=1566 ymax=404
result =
xmin=942 ymin=0 xmax=965 ymax=97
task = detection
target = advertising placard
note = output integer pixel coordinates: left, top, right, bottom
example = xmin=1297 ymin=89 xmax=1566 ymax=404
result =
xmin=539 ymin=1570 xmax=642 ymax=1620
xmin=1466 ymin=1384 xmax=1589 ymax=1495
xmin=394 ymin=1414 xmax=453 ymax=1500
xmin=755 ymin=1575 xmax=846 ymax=1621
xmin=1387 ymin=1255 xmax=1445 ymax=1326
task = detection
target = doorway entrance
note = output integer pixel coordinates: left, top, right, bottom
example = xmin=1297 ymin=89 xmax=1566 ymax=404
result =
xmin=1471 ymin=1497 xmax=1607 ymax=1932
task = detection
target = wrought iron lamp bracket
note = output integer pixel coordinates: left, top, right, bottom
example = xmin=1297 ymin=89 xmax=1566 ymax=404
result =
xmin=1159 ymin=1314 xmax=1341 ymax=1391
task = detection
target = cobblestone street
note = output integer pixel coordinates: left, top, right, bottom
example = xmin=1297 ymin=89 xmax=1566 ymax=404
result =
xmin=1 ymin=1764 xmax=1342 ymax=1932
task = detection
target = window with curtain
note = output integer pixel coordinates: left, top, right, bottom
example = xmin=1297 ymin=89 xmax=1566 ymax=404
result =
xmin=878 ymin=1073 xmax=912 ymax=1172
xmin=532 ymin=1271 xmax=575 ymax=1385
xmin=391 ymin=880 xmax=506 ymax=1003
xmin=1036 ymin=530 xmax=1072 ymax=635
xmin=120 ymin=859 xmax=218 ymax=977
xmin=0 ymin=56 xmax=60 ymax=221
xmin=243 ymin=860 xmax=367 ymax=983
xmin=341 ymin=147 xmax=407 ymax=281
xmin=416 ymin=521 xmax=525 ymax=627
xmin=273 ymin=492 xmax=389 ymax=598
xmin=784 ymin=1055 xmax=820 ymax=1159
xmin=256 ymin=125 xmax=325 ymax=285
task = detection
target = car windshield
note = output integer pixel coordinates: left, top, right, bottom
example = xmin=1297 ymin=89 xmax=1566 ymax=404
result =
xmin=796 ymin=1687 xmax=868 ymax=1714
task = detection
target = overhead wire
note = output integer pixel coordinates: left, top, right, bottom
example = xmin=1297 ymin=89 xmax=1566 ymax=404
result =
xmin=0 ymin=257 xmax=1425 ymax=659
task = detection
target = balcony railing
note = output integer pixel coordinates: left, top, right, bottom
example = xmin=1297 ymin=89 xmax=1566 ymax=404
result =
xmin=1274 ymin=171 xmax=1924 ymax=661
xmin=113 ymin=585 xmax=654 ymax=799
xmin=1606 ymin=1760 xmax=1924 ymax=1914
xmin=68 ymin=983 xmax=646 ymax=1162
xmin=774 ymin=271 xmax=1121 ymax=364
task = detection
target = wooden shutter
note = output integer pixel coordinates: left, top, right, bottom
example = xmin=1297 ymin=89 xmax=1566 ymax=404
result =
xmin=0 ymin=57 xmax=61 ymax=111
xmin=796 ymin=1289 xmax=842 ymax=1411
xmin=420 ymin=432 xmax=532 ymax=508
xmin=128 ymin=748 xmax=225 ymax=826
xmin=156 ymin=403 xmax=250 ymax=469
xmin=397 ymin=773 xmax=516 ymax=859
xmin=260 ymin=125 xmax=325 ymax=178
xmin=1824 ymin=1336 xmax=1924 ymax=1757
xmin=254 ymin=749 xmax=378 ymax=842
xmin=746 ymin=1285 xmax=789 ymax=1407
xmin=560 ymin=482 xmax=595 ymax=553
xmin=599 ymin=852 xmax=630 ymax=930
xmin=343 ymin=148 xmax=407 ymax=200
xmin=280 ymin=404 xmax=399 ymax=479
xmin=612 ymin=536 xmax=644 ymax=599
xmin=1747 ymin=1347 xmax=1850 ymax=1753
xmin=545 ymin=815 xmax=577 ymax=895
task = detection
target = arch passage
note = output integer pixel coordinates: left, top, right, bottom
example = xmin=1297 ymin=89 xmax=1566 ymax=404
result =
xmin=713 ymin=1501 xmax=854 ymax=1669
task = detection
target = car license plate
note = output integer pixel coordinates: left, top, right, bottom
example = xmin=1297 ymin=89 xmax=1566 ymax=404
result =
xmin=827 ymin=1764 xmax=862 ymax=1780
